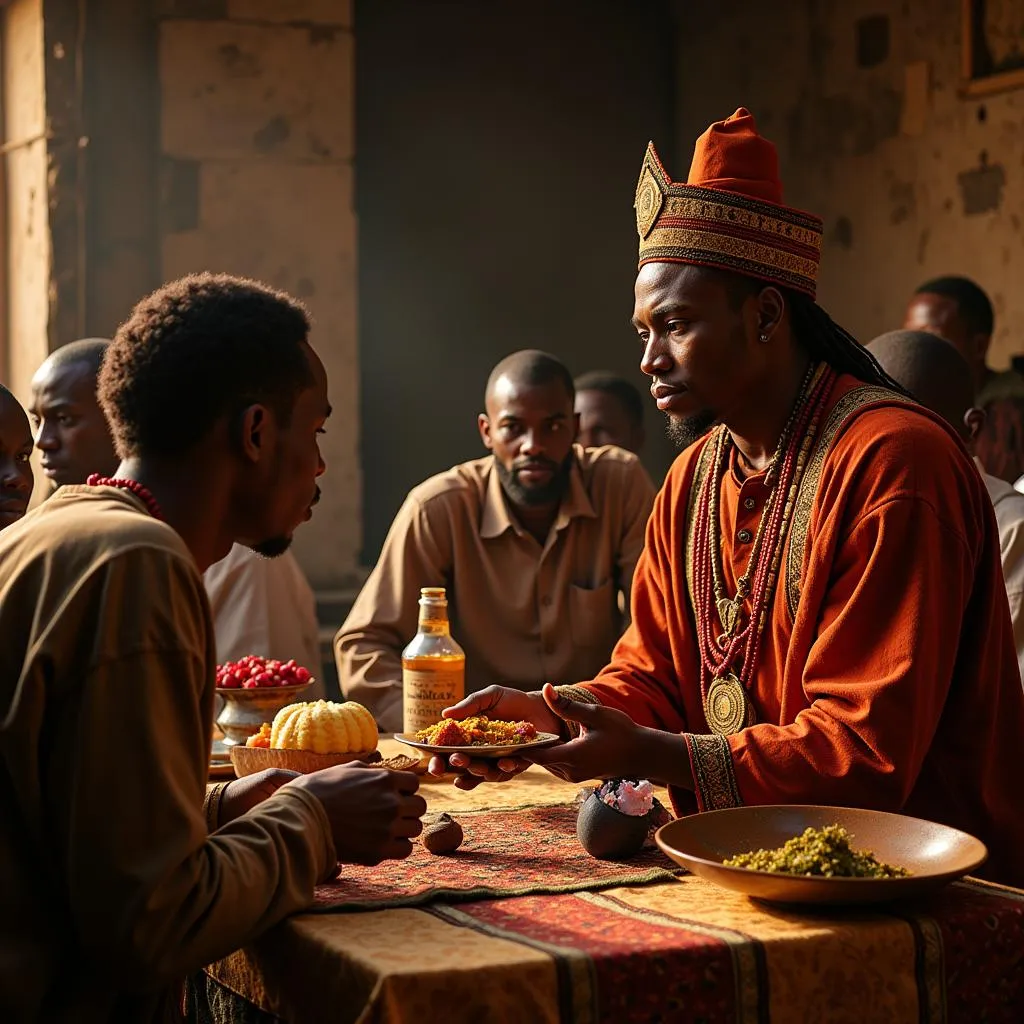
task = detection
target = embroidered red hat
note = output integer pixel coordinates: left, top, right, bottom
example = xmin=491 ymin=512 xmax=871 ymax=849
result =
xmin=634 ymin=108 xmax=823 ymax=298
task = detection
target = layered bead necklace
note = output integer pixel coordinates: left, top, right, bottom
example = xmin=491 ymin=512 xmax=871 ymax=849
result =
xmin=86 ymin=474 xmax=165 ymax=522
xmin=692 ymin=362 xmax=836 ymax=735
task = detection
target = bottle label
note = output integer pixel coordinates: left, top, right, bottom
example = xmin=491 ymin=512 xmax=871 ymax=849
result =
xmin=403 ymin=666 xmax=465 ymax=734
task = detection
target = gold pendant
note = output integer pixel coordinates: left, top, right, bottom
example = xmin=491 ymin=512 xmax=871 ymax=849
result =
xmin=704 ymin=673 xmax=754 ymax=736
xmin=716 ymin=597 xmax=743 ymax=636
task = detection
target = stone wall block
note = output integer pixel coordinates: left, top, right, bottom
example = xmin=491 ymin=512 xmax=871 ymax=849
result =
xmin=160 ymin=19 xmax=353 ymax=161
xmin=227 ymin=0 xmax=350 ymax=26
xmin=161 ymin=160 xmax=359 ymax=579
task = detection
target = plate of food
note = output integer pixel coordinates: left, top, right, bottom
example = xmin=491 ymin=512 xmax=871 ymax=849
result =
xmin=655 ymin=804 xmax=987 ymax=905
xmin=395 ymin=716 xmax=561 ymax=759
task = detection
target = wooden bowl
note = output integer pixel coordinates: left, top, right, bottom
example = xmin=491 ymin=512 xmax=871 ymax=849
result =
xmin=655 ymin=804 xmax=987 ymax=906
xmin=230 ymin=745 xmax=380 ymax=777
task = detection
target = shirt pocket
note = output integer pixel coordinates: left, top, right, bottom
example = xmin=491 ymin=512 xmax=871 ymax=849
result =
xmin=569 ymin=580 xmax=616 ymax=649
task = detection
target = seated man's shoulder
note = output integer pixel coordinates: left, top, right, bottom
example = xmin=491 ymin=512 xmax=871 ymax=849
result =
xmin=983 ymin=473 xmax=1024 ymax=527
xmin=577 ymin=444 xmax=649 ymax=488
xmin=832 ymin=399 xmax=964 ymax=463
xmin=406 ymin=456 xmax=492 ymax=515
xmin=825 ymin=399 xmax=985 ymax=515
xmin=24 ymin=487 xmax=190 ymax=563
xmin=0 ymin=489 xmax=201 ymax=617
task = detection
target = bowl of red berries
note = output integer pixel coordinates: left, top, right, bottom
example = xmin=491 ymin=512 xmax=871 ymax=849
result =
xmin=214 ymin=655 xmax=315 ymax=748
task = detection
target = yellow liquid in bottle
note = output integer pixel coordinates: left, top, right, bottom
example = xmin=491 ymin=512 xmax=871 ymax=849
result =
xmin=402 ymin=597 xmax=465 ymax=734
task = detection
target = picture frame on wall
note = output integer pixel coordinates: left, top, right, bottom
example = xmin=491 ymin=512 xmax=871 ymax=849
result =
xmin=962 ymin=0 xmax=1024 ymax=97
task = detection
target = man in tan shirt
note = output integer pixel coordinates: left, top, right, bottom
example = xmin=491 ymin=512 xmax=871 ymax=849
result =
xmin=31 ymin=339 xmax=325 ymax=683
xmin=336 ymin=350 xmax=656 ymax=731
xmin=0 ymin=274 xmax=424 ymax=1022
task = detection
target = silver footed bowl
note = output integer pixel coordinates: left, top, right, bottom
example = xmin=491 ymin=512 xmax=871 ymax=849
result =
xmin=215 ymin=681 xmax=314 ymax=748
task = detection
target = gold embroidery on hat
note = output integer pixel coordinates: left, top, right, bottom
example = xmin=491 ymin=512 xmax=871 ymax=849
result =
xmin=635 ymin=163 xmax=664 ymax=240
xmin=634 ymin=142 xmax=824 ymax=298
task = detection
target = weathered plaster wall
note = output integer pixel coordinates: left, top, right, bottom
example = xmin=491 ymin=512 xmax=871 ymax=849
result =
xmin=676 ymin=0 xmax=1024 ymax=366
xmin=158 ymin=0 xmax=360 ymax=586
xmin=3 ymin=0 xmax=50 ymax=404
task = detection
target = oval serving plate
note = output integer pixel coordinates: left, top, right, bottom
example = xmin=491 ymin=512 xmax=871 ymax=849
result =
xmin=394 ymin=731 xmax=562 ymax=760
xmin=655 ymin=804 xmax=987 ymax=906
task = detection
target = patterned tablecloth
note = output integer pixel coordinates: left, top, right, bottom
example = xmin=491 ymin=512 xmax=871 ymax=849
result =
xmin=197 ymin=741 xmax=1024 ymax=1024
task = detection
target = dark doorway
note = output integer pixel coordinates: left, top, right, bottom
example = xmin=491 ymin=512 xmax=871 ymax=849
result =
xmin=355 ymin=0 xmax=676 ymax=562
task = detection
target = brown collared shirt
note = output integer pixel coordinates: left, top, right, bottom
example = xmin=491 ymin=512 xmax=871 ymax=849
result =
xmin=335 ymin=446 xmax=656 ymax=731
xmin=0 ymin=488 xmax=336 ymax=1022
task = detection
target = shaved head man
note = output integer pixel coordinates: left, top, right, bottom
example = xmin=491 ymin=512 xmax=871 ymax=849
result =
xmin=480 ymin=349 xmax=578 ymax=535
xmin=903 ymin=276 xmax=1024 ymax=484
xmin=336 ymin=349 xmax=656 ymax=731
xmin=574 ymin=371 xmax=646 ymax=454
xmin=867 ymin=330 xmax=978 ymax=440
xmin=869 ymin=329 xmax=1024 ymax=686
xmin=30 ymin=338 xmax=118 ymax=489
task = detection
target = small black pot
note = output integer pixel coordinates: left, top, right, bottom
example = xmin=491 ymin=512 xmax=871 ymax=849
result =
xmin=576 ymin=791 xmax=652 ymax=860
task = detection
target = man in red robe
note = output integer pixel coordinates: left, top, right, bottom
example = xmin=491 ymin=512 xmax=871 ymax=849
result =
xmin=434 ymin=109 xmax=1024 ymax=888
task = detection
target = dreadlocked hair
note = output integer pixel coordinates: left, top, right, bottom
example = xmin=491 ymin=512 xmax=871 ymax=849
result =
xmin=786 ymin=290 xmax=913 ymax=398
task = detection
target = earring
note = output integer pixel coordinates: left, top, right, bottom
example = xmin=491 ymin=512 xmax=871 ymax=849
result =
xmin=759 ymin=333 xmax=769 ymax=343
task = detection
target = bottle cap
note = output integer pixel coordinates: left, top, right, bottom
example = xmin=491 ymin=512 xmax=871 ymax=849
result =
xmin=420 ymin=587 xmax=446 ymax=601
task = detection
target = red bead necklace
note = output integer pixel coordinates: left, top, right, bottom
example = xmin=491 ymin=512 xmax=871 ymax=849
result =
xmin=691 ymin=363 xmax=836 ymax=734
xmin=87 ymin=474 xmax=165 ymax=522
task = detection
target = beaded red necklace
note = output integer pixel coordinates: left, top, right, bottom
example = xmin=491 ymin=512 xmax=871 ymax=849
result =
xmin=87 ymin=474 xmax=165 ymax=522
xmin=692 ymin=362 xmax=836 ymax=735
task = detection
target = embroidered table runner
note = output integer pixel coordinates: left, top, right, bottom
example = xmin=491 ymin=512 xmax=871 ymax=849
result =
xmin=310 ymin=803 xmax=681 ymax=911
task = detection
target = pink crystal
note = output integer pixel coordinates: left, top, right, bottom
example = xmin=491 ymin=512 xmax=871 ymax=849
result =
xmin=597 ymin=778 xmax=654 ymax=817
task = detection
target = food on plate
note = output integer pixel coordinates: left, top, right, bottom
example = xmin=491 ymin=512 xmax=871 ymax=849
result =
xmin=246 ymin=723 xmax=272 ymax=748
xmin=413 ymin=715 xmax=538 ymax=747
xmin=422 ymin=812 xmax=464 ymax=854
xmin=215 ymin=654 xmax=313 ymax=690
xmin=269 ymin=700 xmax=379 ymax=753
xmin=723 ymin=823 xmax=910 ymax=878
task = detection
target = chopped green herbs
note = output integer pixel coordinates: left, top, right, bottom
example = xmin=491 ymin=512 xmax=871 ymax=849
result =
xmin=723 ymin=824 xmax=910 ymax=878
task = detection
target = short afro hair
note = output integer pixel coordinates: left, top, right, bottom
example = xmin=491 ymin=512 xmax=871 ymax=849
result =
xmin=915 ymin=276 xmax=994 ymax=337
xmin=574 ymin=371 xmax=645 ymax=428
xmin=99 ymin=273 xmax=313 ymax=459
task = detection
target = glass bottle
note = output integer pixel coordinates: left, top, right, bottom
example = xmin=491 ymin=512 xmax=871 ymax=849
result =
xmin=401 ymin=587 xmax=466 ymax=735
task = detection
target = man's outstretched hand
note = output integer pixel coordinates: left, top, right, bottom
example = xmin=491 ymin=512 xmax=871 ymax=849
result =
xmin=526 ymin=684 xmax=646 ymax=783
xmin=427 ymin=685 xmax=562 ymax=790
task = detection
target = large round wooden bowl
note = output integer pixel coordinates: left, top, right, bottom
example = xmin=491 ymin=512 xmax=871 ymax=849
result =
xmin=655 ymin=805 xmax=987 ymax=906
xmin=230 ymin=745 xmax=381 ymax=777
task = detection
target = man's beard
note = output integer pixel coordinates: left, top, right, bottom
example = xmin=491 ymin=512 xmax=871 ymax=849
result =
xmin=247 ymin=486 xmax=319 ymax=559
xmin=665 ymin=410 xmax=717 ymax=449
xmin=250 ymin=535 xmax=293 ymax=558
xmin=496 ymin=450 xmax=574 ymax=507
